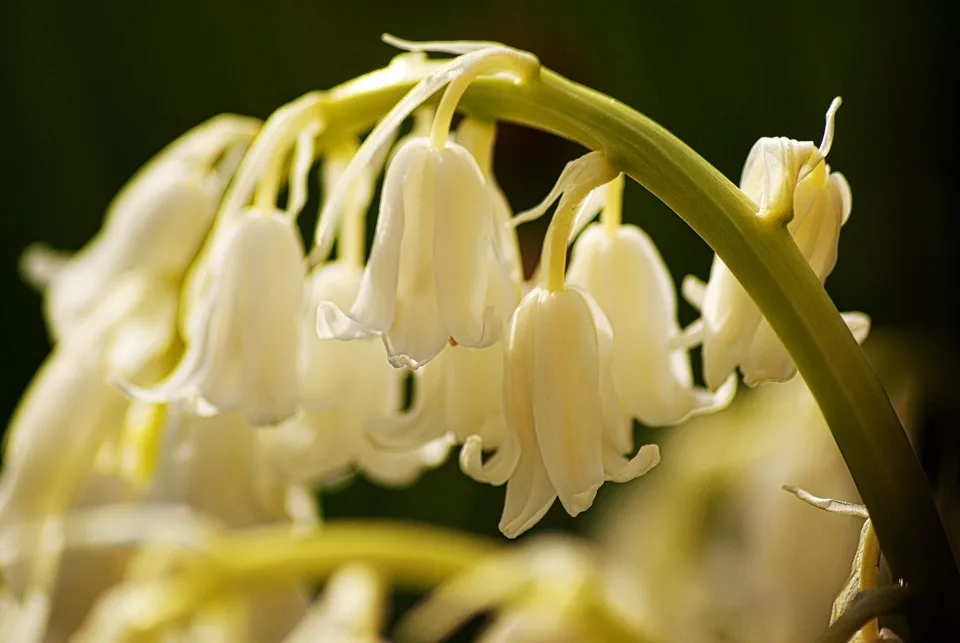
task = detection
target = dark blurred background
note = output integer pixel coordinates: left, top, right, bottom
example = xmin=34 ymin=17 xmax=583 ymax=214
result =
xmin=1 ymin=0 xmax=956 ymax=542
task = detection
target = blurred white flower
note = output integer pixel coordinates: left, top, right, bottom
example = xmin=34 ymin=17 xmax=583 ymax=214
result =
xmin=266 ymin=262 xmax=450 ymax=487
xmin=123 ymin=207 xmax=305 ymax=426
xmin=283 ymin=565 xmax=385 ymax=643
xmin=694 ymin=98 xmax=865 ymax=388
xmin=399 ymin=536 xmax=653 ymax=643
xmin=21 ymin=115 xmax=258 ymax=343
xmin=568 ymin=175 xmax=736 ymax=426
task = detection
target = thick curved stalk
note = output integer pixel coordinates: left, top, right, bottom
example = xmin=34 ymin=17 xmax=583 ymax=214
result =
xmin=315 ymin=62 xmax=959 ymax=637
xmin=116 ymin=522 xmax=496 ymax=635
xmin=212 ymin=521 xmax=496 ymax=590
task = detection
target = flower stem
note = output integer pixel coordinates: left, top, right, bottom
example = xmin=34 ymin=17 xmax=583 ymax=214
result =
xmin=603 ymin=173 xmax=624 ymax=238
xmin=315 ymin=60 xmax=960 ymax=637
xmin=213 ymin=521 xmax=495 ymax=590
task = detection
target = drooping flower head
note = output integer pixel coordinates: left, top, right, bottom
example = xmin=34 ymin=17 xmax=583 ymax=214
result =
xmin=366 ymin=117 xmax=524 ymax=487
xmin=693 ymin=99 xmax=866 ymax=388
xmin=315 ymin=38 xmax=539 ymax=369
xmin=496 ymin=153 xmax=660 ymax=537
xmin=567 ymin=174 xmax=736 ymax=427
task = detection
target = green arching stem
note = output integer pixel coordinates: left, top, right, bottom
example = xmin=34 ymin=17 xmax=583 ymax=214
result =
xmin=314 ymin=61 xmax=959 ymax=635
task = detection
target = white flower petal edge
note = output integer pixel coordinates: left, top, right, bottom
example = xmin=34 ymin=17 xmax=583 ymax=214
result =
xmin=282 ymin=565 xmax=384 ymax=643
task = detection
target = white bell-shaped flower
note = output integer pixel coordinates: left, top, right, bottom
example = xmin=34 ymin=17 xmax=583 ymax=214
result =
xmin=123 ymin=207 xmax=305 ymax=426
xmin=312 ymin=40 xmax=537 ymax=369
xmin=317 ymin=136 xmax=501 ymax=369
xmin=0 ymin=272 xmax=185 ymax=643
xmin=368 ymin=116 xmax=523 ymax=485
xmin=267 ymin=262 xmax=449 ymax=486
xmin=696 ymin=98 xmax=863 ymax=388
xmin=567 ymin=177 xmax=736 ymax=426
xmin=21 ymin=116 xmax=258 ymax=343
xmin=499 ymin=285 xmax=660 ymax=537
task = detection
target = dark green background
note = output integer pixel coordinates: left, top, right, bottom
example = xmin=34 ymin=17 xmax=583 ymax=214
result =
xmin=1 ymin=1 xmax=955 ymax=540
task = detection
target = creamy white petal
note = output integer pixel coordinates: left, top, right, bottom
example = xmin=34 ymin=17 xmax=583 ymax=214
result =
xmin=699 ymin=101 xmax=852 ymax=390
xmin=442 ymin=344 xmax=510 ymax=445
xmin=700 ymin=257 xmax=762 ymax=390
xmin=146 ymin=411 xmax=287 ymax=528
xmin=0 ymin=352 xmax=127 ymax=525
xmin=459 ymin=428 xmax=520 ymax=486
xmin=500 ymin=295 xmax=557 ymax=538
xmin=739 ymin=136 xmax=816 ymax=221
xmin=282 ymin=565 xmax=383 ymax=643
xmin=832 ymin=171 xmax=853 ymax=225
xmin=368 ymin=356 xmax=448 ymax=450
xmin=433 ymin=143 xmax=497 ymax=347
xmin=531 ymin=289 xmax=604 ymax=517
xmin=841 ymin=312 xmax=871 ymax=344
xmin=569 ymin=224 xmax=707 ymax=426
xmin=234 ymin=216 xmax=304 ymax=425
xmin=35 ymin=111 xmax=257 ymax=344
xmin=603 ymin=443 xmax=661 ymax=483
xmin=325 ymin=137 xmax=418 ymax=338
xmin=382 ymin=143 xmax=447 ymax=368
xmin=41 ymin=160 xmax=216 ymax=341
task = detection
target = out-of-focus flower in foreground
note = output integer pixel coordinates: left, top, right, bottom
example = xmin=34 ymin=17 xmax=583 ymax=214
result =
xmin=399 ymin=536 xmax=653 ymax=643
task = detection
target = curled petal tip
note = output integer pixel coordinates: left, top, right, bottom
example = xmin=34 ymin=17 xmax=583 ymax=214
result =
xmin=561 ymin=486 xmax=600 ymax=518
xmin=316 ymin=302 xmax=375 ymax=340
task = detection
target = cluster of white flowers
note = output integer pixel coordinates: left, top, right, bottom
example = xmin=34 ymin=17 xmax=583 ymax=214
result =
xmin=0 ymin=38 xmax=867 ymax=641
